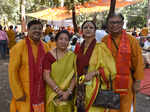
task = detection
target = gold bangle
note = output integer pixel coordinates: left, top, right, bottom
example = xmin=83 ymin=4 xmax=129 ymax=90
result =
xmin=67 ymin=88 xmax=72 ymax=94
xmin=53 ymin=86 xmax=58 ymax=92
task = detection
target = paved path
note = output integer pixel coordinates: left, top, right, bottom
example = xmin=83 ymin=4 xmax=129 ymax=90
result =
xmin=0 ymin=59 xmax=11 ymax=112
xmin=0 ymin=59 xmax=150 ymax=112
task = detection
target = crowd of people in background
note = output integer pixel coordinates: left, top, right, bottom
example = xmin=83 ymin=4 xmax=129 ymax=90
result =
xmin=1 ymin=20 xmax=149 ymax=61
xmin=0 ymin=12 xmax=150 ymax=112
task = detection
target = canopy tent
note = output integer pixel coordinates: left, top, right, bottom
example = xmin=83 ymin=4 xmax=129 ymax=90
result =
xmin=48 ymin=19 xmax=73 ymax=27
xmin=26 ymin=0 xmax=143 ymax=21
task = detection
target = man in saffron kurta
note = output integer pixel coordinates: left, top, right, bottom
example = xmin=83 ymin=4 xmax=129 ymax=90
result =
xmin=47 ymin=37 xmax=56 ymax=50
xmin=140 ymin=25 xmax=148 ymax=36
xmin=7 ymin=25 xmax=16 ymax=49
xmin=102 ymin=13 xmax=144 ymax=112
xmin=44 ymin=25 xmax=53 ymax=36
xmin=9 ymin=20 xmax=49 ymax=112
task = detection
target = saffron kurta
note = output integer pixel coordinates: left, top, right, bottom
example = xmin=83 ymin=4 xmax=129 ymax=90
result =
xmin=7 ymin=29 xmax=16 ymax=49
xmin=9 ymin=38 xmax=49 ymax=112
xmin=102 ymin=33 xmax=144 ymax=112
xmin=47 ymin=41 xmax=56 ymax=50
xmin=75 ymin=42 xmax=117 ymax=112
xmin=43 ymin=51 xmax=76 ymax=112
xmin=44 ymin=27 xmax=54 ymax=36
xmin=141 ymin=27 xmax=148 ymax=36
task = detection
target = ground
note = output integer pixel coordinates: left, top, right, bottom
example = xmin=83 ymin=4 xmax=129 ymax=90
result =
xmin=0 ymin=58 xmax=150 ymax=112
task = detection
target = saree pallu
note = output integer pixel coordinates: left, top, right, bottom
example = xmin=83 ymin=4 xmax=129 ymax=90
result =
xmin=46 ymin=51 xmax=76 ymax=112
xmin=75 ymin=43 xmax=116 ymax=112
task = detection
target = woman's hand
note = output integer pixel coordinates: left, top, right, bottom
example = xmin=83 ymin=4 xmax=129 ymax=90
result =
xmin=85 ymin=71 xmax=99 ymax=81
xmin=55 ymin=88 xmax=64 ymax=98
xmin=60 ymin=91 xmax=70 ymax=101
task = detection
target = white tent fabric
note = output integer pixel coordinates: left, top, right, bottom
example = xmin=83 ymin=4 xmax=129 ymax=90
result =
xmin=48 ymin=19 xmax=73 ymax=27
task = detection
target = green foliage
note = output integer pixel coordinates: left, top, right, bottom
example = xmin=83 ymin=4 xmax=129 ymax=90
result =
xmin=0 ymin=0 xmax=149 ymax=28
xmin=0 ymin=0 xmax=20 ymax=25
xmin=127 ymin=16 xmax=147 ymax=29
xmin=120 ymin=0 xmax=148 ymax=29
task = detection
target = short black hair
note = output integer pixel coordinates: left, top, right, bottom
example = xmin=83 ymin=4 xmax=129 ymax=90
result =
xmin=9 ymin=25 xmax=13 ymax=29
xmin=81 ymin=20 xmax=97 ymax=30
xmin=0 ymin=25 xmax=2 ymax=30
xmin=101 ymin=23 xmax=107 ymax=30
xmin=106 ymin=13 xmax=124 ymax=24
xmin=46 ymin=24 xmax=49 ymax=27
xmin=27 ymin=20 xmax=43 ymax=29
xmin=55 ymin=30 xmax=71 ymax=41
xmin=147 ymin=36 xmax=150 ymax=39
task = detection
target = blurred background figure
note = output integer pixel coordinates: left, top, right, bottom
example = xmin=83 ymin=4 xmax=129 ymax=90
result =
xmin=0 ymin=25 xmax=9 ymax=59
xmin=7 ymin=25 xmax=16 ymax=49
xmin=143 ymin=36 xmax=150 ymax=68
xmin=95 ymin=23 xmax=107 ymax=42
xmin=69 ymin=37 xmax=78 ymax=51
xmin=140 ymin=24 xmax=148 ymax=37
xmin=44 ymin=32 xmax=53 ymax=43
xmin=47 ymin=36 xmax=56 ymax=50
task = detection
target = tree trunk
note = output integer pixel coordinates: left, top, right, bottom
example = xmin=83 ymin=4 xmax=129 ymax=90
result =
xmin=108 ymin=0 xmax=116 ymax=18
xmin=71 ymin=0 xmax=78 ymax=33
xmin=20 ymin=0 xmax=26 ymax=32
xmin=93 ymin=13 xmax=97 ymax=24
xmin=60 ymin=0 xmax=64 ymax=7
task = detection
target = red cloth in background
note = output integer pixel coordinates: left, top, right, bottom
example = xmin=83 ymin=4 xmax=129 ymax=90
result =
xmin=140 ymin=69 xmax=150 ymax=96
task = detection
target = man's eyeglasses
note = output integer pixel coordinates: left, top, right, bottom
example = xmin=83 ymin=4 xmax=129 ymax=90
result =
xmin=108 ymin=21 xmax=123 ymax=25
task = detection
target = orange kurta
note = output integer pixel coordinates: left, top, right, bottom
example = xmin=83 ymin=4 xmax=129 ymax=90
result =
xmin=102 ymin=33 xmax=144 ymax=112
xmin=44 ymin=27 xmax=54 ymax=36
xmin=47 ymin=40 xmax=56 ymax=50
xmin=7 ymin=29 xmax=16 ymax=49
xmin=9 ymin=38 xmax=49 ymax=112
xmin=141 ymin=27 xmax=148 ymax=36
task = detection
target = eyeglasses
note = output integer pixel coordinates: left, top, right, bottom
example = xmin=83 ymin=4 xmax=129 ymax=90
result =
xmin=108 ymin=21 xmax=123 ymax=25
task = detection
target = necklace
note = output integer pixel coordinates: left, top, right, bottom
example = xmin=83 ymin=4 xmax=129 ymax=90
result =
xmin=56 ymin=48 xmax=58 ymax=61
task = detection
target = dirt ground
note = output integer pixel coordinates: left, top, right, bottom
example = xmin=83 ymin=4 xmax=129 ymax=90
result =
xmin=0 ymin=58 xmax=150 ymax=112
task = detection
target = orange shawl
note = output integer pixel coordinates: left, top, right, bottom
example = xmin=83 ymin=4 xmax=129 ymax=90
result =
xmin=107 ymin=30 xmax=131 ymax=94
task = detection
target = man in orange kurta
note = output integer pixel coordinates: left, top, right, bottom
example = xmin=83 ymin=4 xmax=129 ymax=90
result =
xmin=102 ymin=13 xmax=144 ymax=112
xmin=47 ymin=36 xmax=56 ymax=50
xmin=7 ymin=25 xmax=16 ymax=49
xmin=140 ymin=25 xmax=148 ymax=36
xmin=44 ymin=24 xmax=53 ymax=36
xmin=9 ymin=20 xmax=49 ymax=112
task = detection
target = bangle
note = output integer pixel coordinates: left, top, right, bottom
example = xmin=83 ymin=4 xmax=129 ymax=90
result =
xmin=67 ymin=88 xmax=72 ymax=94
xmin=53 ymin=86 xmax=58 ymax=92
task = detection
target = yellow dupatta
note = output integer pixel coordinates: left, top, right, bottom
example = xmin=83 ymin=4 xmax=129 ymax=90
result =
xmin=84 ymin=43 xmax=116 ymax=112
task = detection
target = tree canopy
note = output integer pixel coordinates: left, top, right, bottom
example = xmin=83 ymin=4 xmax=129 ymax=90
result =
xmin=0 ymin=0 xmax=148 ymax=30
